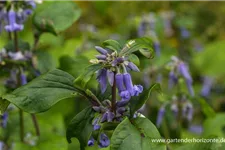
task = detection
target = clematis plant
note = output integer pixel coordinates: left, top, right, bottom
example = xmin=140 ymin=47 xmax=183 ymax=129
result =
xmin=1 ymin=37 xmax=166 ymax=150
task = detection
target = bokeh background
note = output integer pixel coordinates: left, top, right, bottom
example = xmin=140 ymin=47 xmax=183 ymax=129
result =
xmin=0 ymin=1 xmax=225 ymax=150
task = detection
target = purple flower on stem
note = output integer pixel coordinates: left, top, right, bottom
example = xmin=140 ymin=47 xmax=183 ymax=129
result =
xmin=156 ymin=107 xmax=165 ymax=127
xmin=119 ymin=90 xmax=131 ymax=100
xmin=5 ymin=10 xmax=24 ymax=32
xmin=116 ymin=107 xmax=126 ymax=116
xmin=123 ymin=73 xmax=134 ymax=96
xmin=97 ymin=69 xmax=107 ymax=94
xmin=127 ymin=62 xmax=140 ymax=72
xmin=99 ymin=133 xmax=110 ymax=148
xmin=168 ymin=70 xmax=177 ymax=89
xmin=115 ymin=74 xmax=125 ymax=92
xmin=107 ymin=70 xmax=114 ymax=86
xmin=87 ymin=137 xmax=95 ymax=147
xmin=116 ymin=99 xmax=130 ymax=107
xmin=95 ymin=46 xmax=108 ymax=55
xmin=20 ymin=73 xmax=27 ymax=85
xmin=27 ymin=0 xmax=37 ymax=8
xmin=96 ymin=55 xmax=107 ymax=60
xmin=201 ymin=77 xmax=213 ymax=97
xmin=92 ymin=118 xmax=101 ymax=131
xmin=107 ymin=111 xmax=115 ymax=122
xmin=133 ymin=85 xmax=143 ymax=96
xmin=178 ymin=62 xmax=194 ymax=96
xmin=101 ymin=112 xmax=108 ymax=123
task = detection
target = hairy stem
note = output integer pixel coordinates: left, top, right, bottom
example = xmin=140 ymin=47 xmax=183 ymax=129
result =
xmin=19 ymin=109 xmax=24 ymax=142
xmin=111 ymin=72 xmax=116 ymax=114
xmin=31 ymin=114 xmax=40 ymax=136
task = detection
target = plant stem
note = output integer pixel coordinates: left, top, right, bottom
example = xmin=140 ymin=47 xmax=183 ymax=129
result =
xmin=19 ymin=109 xmax=24 ymax=142
xmin=14 ymin=31 xmax=19 ymax=52
xmin=111 ymin=72 xmax=117 ymax=114
xmin=31 ymin=114 xmax=40 ymax=136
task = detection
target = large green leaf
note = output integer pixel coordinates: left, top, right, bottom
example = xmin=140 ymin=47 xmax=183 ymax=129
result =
xmin=33 ymin=2 xmax=81 ymax=35
xmin=1 ymin=69 xmax=79 ymax=113
xmin=119 ymin=37 xmax=154 ymax=58
xmin=74 ymin=64 xmax=102 ymax=89
xmin=110 ymin=117 xmax=166 ymax=150
xmin=66 ymin=107 xmax=94 ymax=150
xmin=130 ymin=83 xmax=162 ymax=116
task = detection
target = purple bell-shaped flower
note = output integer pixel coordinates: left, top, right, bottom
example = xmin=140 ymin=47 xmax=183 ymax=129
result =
xmin=5 ymin=10 xmax=23 ymax=32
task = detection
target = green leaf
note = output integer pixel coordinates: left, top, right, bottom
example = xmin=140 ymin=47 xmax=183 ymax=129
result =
xmin=0 ymin=98 xmax=10 ymax=115
xmin=74 ymin=64 xmax=102 ymax=89
xmin=102 ymin=39 xmax=122 ymax=52
xmin=35 ymin=50 xmax=55 ymax=73
xmin=66 ymin=107 xmax=94 ymax=150
xmin=197 ymin=97 xmax=216 ymax=118
xmin=33 ymin=2 xmax=81 ymax=35
xmin=110 ymin=117 xmax=166 ymax=150
xmin=203 ymin=113 xmax=225 ymax=137
xmin=128 ymin=54 xmax=140 ymax=66
xmin=130 ymin=83 xmax=162 ymax=116
xmin=119 ymin=37 xmax=154 ymax=58
xmin=1 ymin=69 xmax=78 ymax=113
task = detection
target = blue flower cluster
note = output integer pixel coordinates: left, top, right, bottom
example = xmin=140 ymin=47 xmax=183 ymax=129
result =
xmin=87 ymin=45 xmax=144 ymax=148
xmin=0 ymin=0 xmax=39 ymax=33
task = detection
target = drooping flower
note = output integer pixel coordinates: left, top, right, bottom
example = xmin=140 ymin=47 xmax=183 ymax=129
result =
xmin=123 ymin=73 xmax=134 ymax=96
xmin=119 ymin=90 xmax=131 ymax=100
xmin=116 ymin=107 xmax=126 ymax=116
xmin=97 ymin=69 xmax=107 ymax=94
xmin=168 ymin=70 xmax=178 ymax=89
xmin=188 ymin=125 xmax=203 ymax=134
xmin=180 ymin=27 xmax=190 ymax=39
xmin=201 ymin=77 xmax=213 ymax=97
xmin=116 ymin=99 xmax=130 ymax=107
xmin=153 ymin=42 xmax=161 ymax=57
xmin=107 ymin=70 xmax=114 ymax=86
xmin=133 ymin=85 xmax=143 ymax=96
xmin=107 ymin=111 xmax=115 ymax=122
xmin=156 ymin=107 xmax=165 ymax=127
xmin=87 ymin=137 xmax=95 ymax=147
xmin=99 ymin=133 xmax=110 ymax=148
xmin=8 ymin=51 xmax=26 ymax=61
xmin=5 ymin=10 xmax=24 ymax=32
xmin=92 ymin=118 xmax=101 ymax=131
xmin=178 ymin=62 xmax=194 ymax=96
xmin=20 ymin=73 xmax=27 ymax=85
xmin=100 ymin=112 xmax=108 ymax=123
xmin=115 ymin=73 xmax=125 ymax=92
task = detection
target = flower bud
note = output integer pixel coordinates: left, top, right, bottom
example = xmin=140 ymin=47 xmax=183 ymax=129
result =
xmin=87 ymin=137 xmax=95 ymax=147
xmin=127 ymin=62 xmax=140 ymax=72
xmin=107 ymin=111 xmax=115 ymax=122
xmin=100 ymin=112 xmax=108 ymax=123
xmin=96 ymin=55 xmax=107 ymax=60
xmin=95 ymin=46 xmax=108 ymax=55
xmin=116 ymin=99 xmax=129 ymax=107
xmin=20 ymin=73 xmax=27 ymax=85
